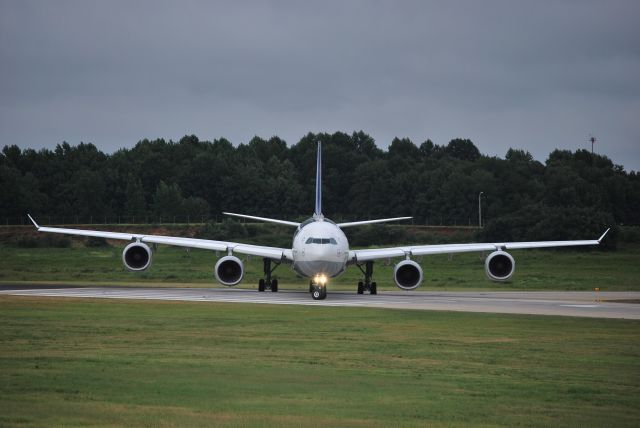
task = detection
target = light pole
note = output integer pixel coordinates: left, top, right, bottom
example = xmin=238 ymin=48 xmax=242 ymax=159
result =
xmin=478 ymin=192 xmax=484 ymax=228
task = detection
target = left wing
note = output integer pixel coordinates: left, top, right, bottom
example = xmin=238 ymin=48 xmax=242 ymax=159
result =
xmin=349 ymin=229 xmax=610 ymax=262
xmin=27 ymin=215 xmax=292 ymax=261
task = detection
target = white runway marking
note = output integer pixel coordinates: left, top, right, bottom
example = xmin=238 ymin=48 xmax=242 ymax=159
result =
xmin=560 ymin=304 xmax=600 ymax=308
xmin=2 ymin=286 xmax=639 ymax=319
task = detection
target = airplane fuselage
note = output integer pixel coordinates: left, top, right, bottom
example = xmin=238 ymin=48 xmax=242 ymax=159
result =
xmin=291 ymin=216 xmax=349 ymax=279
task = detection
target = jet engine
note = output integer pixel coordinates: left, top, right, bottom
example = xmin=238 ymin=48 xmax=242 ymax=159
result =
xmin=214 ymin=255 xmax=244 ymax=286
xmin=393 ymin=259 xmax=423 ymax=290
xmin=122 ymin=242 xmax=152 ymax=271
xmin=485 ymin=250 xmax=515 ymax=281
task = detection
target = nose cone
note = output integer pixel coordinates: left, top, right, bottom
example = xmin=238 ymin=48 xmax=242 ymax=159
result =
xmin=296 ymin=260 xmax=344 ymax=278
xmin=295 ymin=240 xmax=344 ymax=278
xmin=313 ymin=244 xmax=335 ymax=260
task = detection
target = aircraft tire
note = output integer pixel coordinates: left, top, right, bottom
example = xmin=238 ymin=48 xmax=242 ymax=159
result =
xmin=271 ymin=279 xmax=278 ymax=292
xmin=357 ymin=281 xmax=364 ymax=294
xmin=258 ymin=279 xmax=265 ymax=292
xmin=311 ymin=285 xmax=327 ymax=300
xmin=370 ymin=282 xmax=377 ymax=295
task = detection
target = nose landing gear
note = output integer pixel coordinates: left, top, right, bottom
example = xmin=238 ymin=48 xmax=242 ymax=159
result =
xmin=356 ymin=261 xmax=377 ymax=295
xmin=310 ymin=281 xmax=327 ymax=300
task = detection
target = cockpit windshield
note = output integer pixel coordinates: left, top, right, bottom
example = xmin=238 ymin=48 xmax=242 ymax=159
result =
xmin=305 ymin=237 xmax=338 ymax=245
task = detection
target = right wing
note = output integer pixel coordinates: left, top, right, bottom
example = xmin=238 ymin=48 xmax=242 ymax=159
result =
xmin=27 ymin=215 xmax=293 ymax=261
xmin=349 ymin=229 xmax=610 ymax=262
xmin=337 ymin=217 xmax=412 ymax=228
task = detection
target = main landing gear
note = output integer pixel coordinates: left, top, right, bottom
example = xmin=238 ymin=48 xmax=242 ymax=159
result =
xmin=258 ymin=258 xmax=279 ymax=292
xmin=356 ymin=261 xmax=377 ymax=295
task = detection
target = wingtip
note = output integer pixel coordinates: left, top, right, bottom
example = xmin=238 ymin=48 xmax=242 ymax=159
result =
xmin=27 ymin=213 xmax=40 ymax=229
xmin=598 ymin=228 xmax=611 ymax=243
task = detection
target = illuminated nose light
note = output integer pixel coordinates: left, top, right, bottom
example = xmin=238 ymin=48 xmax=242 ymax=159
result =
xmin=314 ymin=274 xmax=328 ymax=285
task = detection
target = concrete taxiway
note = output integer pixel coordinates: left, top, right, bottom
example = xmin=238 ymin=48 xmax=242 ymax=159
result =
xmin=1 ymin=285 xmax=639 ymax=319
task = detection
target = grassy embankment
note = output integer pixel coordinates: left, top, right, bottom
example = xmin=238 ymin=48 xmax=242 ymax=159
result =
xmin=1 ymin=224 xmax=638 ymax=291
xmin=1 ymin=296 xmax=638 ymax=427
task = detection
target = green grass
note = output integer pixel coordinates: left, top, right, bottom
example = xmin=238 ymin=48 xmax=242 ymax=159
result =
xmin=1 ymin=244 xmax=639 ymax=291
xmin=0 ymin=296 xmax=638 ymax=427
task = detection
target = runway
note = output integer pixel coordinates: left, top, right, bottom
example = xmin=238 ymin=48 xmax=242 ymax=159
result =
xmin=2 ymin=285 xmax=639 ymax=319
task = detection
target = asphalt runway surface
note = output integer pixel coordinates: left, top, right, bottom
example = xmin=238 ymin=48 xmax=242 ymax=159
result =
xmin=1 ymin=285 xmax=639 ymax=319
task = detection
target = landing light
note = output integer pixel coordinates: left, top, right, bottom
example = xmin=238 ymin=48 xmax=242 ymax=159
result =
xmin=314 ymin=274 xmax=328 ymax=285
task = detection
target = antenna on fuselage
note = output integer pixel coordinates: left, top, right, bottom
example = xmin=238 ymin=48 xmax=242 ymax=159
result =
xmin=314 ymin=141 xmax=322 ymax=218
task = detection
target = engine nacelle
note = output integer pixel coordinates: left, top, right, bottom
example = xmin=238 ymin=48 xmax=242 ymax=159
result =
xmin=485 ymin=250 xmax=515 ymax=281
xmin=214 ymin=255 xmax=244 ymax=286
xmin=393 ymin=259 xmax=423 ymax=290
xmin=122 ymin=242 xmax=152 ymax=271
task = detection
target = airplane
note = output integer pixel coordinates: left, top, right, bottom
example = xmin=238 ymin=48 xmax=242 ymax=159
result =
xmin=27 ymin=141 xmax=610 ymax=300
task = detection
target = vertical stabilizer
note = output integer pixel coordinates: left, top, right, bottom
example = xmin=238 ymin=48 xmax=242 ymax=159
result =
xmin=315 ymin=141 xmax=322 ymax=216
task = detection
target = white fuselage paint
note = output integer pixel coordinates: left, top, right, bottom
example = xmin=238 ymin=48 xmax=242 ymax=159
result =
xmin=291 ymin=217 xmax=349 ymax=279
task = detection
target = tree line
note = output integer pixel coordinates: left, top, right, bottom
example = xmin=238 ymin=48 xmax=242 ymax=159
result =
xmin=2 ymin=131 xmax=638 ymax=242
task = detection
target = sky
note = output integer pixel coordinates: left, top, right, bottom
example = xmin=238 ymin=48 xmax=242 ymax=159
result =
xmin=1 ymin=0 xmax=639 ymax=170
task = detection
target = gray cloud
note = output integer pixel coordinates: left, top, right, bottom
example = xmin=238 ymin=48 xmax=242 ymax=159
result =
xmin=1 ymin=0 xmax=639 ymax=170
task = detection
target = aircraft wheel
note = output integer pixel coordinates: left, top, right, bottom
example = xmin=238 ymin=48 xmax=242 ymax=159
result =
xmin=271 ymin=279 xmax=278 ymax=292
xmin=258 ymin=279 xmax=265 ymax=292
xmin=311 ymin=285 xmax=327 ymax=300
xmin=357 ymin=281 xmax=364 ymax=294
xmin=370 ymin=282 xmax=377 ymax=295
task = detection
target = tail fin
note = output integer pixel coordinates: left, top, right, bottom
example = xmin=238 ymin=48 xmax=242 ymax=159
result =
xmin=315 ymin=141 xmax=322 ymax=217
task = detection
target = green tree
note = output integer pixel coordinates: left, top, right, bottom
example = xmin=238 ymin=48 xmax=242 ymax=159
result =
xmin=124 ymin=175 xmax=147 ymax=216
xmin=445 ymin=139 xmax=481 ymax=161
xmin=152 ymin=181 xmax=184 ymax=218
xmin=182 ymin=196 xmax=210 ymax=219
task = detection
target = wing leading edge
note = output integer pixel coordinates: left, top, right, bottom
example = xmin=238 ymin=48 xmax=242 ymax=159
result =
xmin=27 ymin=215 xmax=292 ymax=261
xmin=349 ymin=229 xmax=610 ymax=262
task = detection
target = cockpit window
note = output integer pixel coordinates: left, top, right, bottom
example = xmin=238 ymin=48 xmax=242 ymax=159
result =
xmin=305 ymin=237 xmax=338 ymax=245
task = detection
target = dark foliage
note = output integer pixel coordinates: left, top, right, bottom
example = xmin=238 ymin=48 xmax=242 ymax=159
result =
xmin=2 ymin=132 xmax=637 ymax=242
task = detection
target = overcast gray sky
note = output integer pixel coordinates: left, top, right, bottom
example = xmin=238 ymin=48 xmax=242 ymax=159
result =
xmin=1 ymin=0 xmax=639 ymax=170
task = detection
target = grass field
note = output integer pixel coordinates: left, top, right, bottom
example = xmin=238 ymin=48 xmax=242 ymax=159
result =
xmin=1 ymin=296 xmax=638 ymax=427
xmin=1 ymin=244 xmax=639 ymax=291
